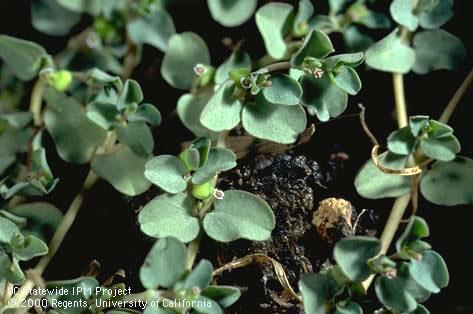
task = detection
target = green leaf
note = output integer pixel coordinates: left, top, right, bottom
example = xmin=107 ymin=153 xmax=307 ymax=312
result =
xmin=409 ymin=115 xmax=430 ymax=137
xmin=0 ymin=216 xmax=20 ymax=244
xmin=215 ymin=50 xmax=251 ymax=85
xmin=355 ymin=152 xmax=412 ymax=199
xmin=324 ymin=52 xmax=364 ymax=69
xmin=86 ymin=101 xmax=119 ymax=130
xmin=375 ymin=263 xmax=418 ymax=312
xmin=144 ymin=155 xmax=188 ymax=194
xmin=44 ymin=89 xmax=106 ymax=164
xmin=200 ymin=81 xmax=242 ymax=132
xmin=91 ymin=146 xmax=151 ymax=196
xmin=293 ymin=0 xmax=314 ymax=36
xmin=329 ymin=0 xmax=349 ymax=14
xmin=420 ymin=157 xmax=473 ymax=205
xmin=116 ymin=122 xmax=154 ymax=158
xmin=335 ymin=302 xmax=363 ymax=314
xmin=365 ymin=29 xmax=415 ymax=74
xmin=184 ymin=259 xmax=213 ymax=290
xmin=31 ymin=0 xmax=81 ymax=36
xmin=396 ymin=216 xmax=430 ymax=259
xmin=334 ymin=236 xmax=381 ymax=282
xmin=242 ymin=96 xmax=307 ymax=144
xmin=56 ymin=0 xmax=102 ymax=15
xmin=0 ymin=35 xmax=49 ymax=81
xmin=343 ymin=26 xmax=374 ymax=52
xmin=192 ymin=296 xmax=223 ymax=314
xmin=128 ymin=103 xmax=161 ymax=126
xmin=203 ymin=190 xmax=275 ymax=242
xmin=192 ymin=148 xmax=236 ymax=184
xmin=118 ymin=79 xmax=143 ymax=110
xmin=300 ymin=74 xmax=347 ymax=122
xmin=330 ymin=66 xmax=362 ymax=96
xmin=140 ymin=237 xmax=187 ymax=289
xmin=10 ymin=202 xmax=62 ymax=242
xmin=177 ymin=93 xmax=218 ymax=140
xmin=418 ymin=0 xmax=453 ymax=29
xmin=0 ymin=252 xmax=25 ymax=284
xmin=357 ymin=11 xmax=391 ymax=29
xmin=127 ymin=10 xmax=176 ymax=52
xmin=387 ymin=127 xmax=417 ymax=155
xmin=13 ymin=235 xmax=48 ymax=261
xmin=390 ymin=0 xmax=419 ymax=31
xmin=292 ymin=29 xmax=334 ymax=68
xmin=262 ymin=74 xmax=302 ymax=106
xmin=298 ymin=273 xmax=339 ymax=314
xmin=409 ymin=250 xmax=449 ymax=293
xmin=208 ymin=0 xmax=257 ymax=27
xmin=202 ymin=286 xmax=241 ymax=308
xmin=161 ymin=32 xmax=211 ymax=90
xmin=139 ymin=193 xmax=199 ymax=243
xmin=419 ymin=135 xmax=460 ymax=161
xmin=412 ymin=29 xmax=466 ymax=75
xmin=255 ymin=3 xmax=294 ymax=60
xmin=411 ymin=304 xmax=430 ymax=314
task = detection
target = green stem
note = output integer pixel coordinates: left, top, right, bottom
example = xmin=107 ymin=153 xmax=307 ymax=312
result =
xmin=439 ymin=67 xmax=473 ymax=124
xmin=392 ymin=73 xmax=408 ymax=128
xmin=216 ymin=131 xmax=229 ymax=148
xmin=29 ymin=77 xmax=47 ymax=127
xmin=186 ymin=232 xmax=203 ymax=270
xmin=262 ymin=61 xmax=291 ymax=73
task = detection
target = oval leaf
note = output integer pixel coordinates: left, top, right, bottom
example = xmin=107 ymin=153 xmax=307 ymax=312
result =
xmin=192 ymin=148 xmax=237 ymax=184
xmin=255 ymin=3 xmax=294 ymax=59
xmin=138 ymin=193 xmax=200 ymax=243
xmin=365 ymin=29 xmax=415 ymax=74
xmin=262 ymin=74 xmax=302 ymax=106
xmin=409 ymin=250 xmax=449 ymax=293
xmin=242 ymin=97 xmax=307 ymax=144
xmin=420 ymin=157 xmax=473 ymax=206
xmin=161 ymin=32 xmax=211 ymax=90
xmin=355 ymin=152 xmax=412 ymax=199
xmin=145 ymin=155 xmax=188 ymax=194
xmin=200 ymin=81 xmax=242 ymax=132
xmin=91 ymin=146 xmax=151 ymax=196
xmin=208 ymin=0 xmax=257 ymax=27
xmin=203 ymin=190 xmax=275 ymax=242
xmin=140 ymin=237 xmax=187 ymax=289
xmin=334 ymin=236 xmax=381 ymax=282
xmin=412 ymin=29 xmax=466 ymax=75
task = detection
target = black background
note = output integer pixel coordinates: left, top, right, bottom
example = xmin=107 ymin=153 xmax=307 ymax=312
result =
xmin=1 ymin=0 xmax=472 ymax=313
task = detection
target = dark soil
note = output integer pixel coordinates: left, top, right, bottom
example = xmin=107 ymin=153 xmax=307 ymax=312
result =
xmin=204 ymin=152 xmax=379 ymax=314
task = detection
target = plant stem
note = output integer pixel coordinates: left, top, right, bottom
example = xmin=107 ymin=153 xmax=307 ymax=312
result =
xmin=186 ymin=233 xmax=202 ymax=270
xmin=439 ymin=67 xmax=473 ymax=124
xmin=392 ymin=73 xmax=408 ymax=128
xmin=362 ymin=194 xmax=411 ymax=290
xmin=262 ymin=61 xmax=291 ymax=73
xmin=29 ymin=77 xmax=47 ymax=127
xmin=216 ymin=131 xmax=229 ymax=148
xmin=10 ymin=170 xmax=99 ymax=306
xmin=9 ymin=133 xmax=116 ymax=307
xmin=363 ymin=64 xmax=412 ymax=290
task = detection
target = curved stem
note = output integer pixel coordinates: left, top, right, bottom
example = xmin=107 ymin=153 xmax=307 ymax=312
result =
xmin=29 ymin=77 xmax=47 ymax=127
xmin=439 ymin=67 xmax=473 ymax=123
